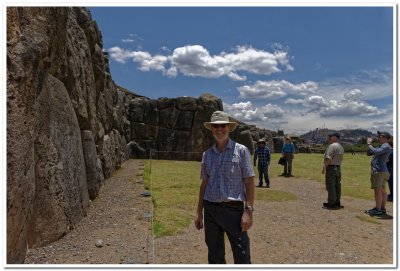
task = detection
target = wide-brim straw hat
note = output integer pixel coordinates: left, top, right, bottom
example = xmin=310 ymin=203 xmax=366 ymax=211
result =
xmin=204 ymin=111 xmax=238 ymax=132
xmin=257 ymin=139 xmax=266 ymax=144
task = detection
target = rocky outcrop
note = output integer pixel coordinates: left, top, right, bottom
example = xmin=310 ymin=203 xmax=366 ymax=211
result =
xmin=6 ymin=7 xmax=125 ymax=263
xmin=7 ymin=7 xmax=274 ymax=263
xmin=29 ymin=74 xmax=89 ymax=248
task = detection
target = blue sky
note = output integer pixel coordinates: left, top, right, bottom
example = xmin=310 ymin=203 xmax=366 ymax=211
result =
xmin=89 ymin=6 xmax=394 ymax=135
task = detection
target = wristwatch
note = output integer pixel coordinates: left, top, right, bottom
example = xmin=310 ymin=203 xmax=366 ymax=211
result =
xmin=245 ymin=205 xmax=254 ymax=212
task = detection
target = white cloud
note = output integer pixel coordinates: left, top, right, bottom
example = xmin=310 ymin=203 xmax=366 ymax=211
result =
xmin=107 ymin=45 xmax=293 ymax=81
xmin=287 ymin=89 xmax=386 ymax=117
xmin=160 ymin=46 xmax=171 ymax=53
xmin=372 ymin=120 xmax=393 ymax=133
xmin=318 ymin=67 xmax=393 ymax=101
xmin=108 ymin=47 xmax=135 ymax=63
xmin=343 ymin=88 xmax=362 ymax=101
xmin=108 ymin=47 xmax=169 ymax=73
xmin=223 ymin=101 xmax=285 ymax=123
xmin=121 ymin=38 xmax=134 ymax=43
xmin=238 ymin=80 xmax=318 ymax=100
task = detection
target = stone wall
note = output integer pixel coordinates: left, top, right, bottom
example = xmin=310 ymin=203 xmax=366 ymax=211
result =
xmin=7 ymin=7 xmax=126 ymax=263
xmin=6 ymin=7 xmax=274 ymax=263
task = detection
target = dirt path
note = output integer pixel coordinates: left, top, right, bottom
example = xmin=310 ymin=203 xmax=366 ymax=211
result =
xmin=25 ymin=159 xmax=394 ymax=265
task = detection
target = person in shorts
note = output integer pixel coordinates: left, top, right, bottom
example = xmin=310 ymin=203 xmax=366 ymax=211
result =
xmin=365 ymin=131 xmax=392 ymax=216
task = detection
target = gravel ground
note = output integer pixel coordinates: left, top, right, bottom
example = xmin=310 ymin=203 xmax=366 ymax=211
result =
xmin=25 ymin=159 xmax=394 ymax=266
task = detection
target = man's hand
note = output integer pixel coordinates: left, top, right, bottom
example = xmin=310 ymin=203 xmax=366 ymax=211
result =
xmin=241 ymin=210 xmax=253 ymax=231
xmin=194 ymin=213 xmax=203 ymax=230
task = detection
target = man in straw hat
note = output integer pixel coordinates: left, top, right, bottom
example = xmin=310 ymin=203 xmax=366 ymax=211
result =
xmin=281 ymin=136 xmax=295 ymax=177
xmin=195 ymin=111 xmax=255 ymax=264
xmin=254 ymin=138 xmax=271 ymax=188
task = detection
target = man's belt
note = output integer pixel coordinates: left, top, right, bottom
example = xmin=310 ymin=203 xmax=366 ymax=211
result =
xmin=206 ymin=200 xmax=243 ymax=207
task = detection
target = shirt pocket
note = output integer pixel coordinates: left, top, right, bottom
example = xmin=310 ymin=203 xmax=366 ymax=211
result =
xmin=230 ymin=155 xmax=242 ymax=176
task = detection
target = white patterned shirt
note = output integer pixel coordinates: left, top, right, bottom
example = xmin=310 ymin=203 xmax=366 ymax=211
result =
xmin=200 ymin=139 xmax=254 ymax=202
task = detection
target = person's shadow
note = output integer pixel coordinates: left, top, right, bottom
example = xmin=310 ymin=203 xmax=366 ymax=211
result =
xmin=375 ymin=213 xmax=393 ymax=220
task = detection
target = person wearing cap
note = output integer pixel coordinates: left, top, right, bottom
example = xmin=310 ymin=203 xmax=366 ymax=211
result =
xmin=365 ymin=131 xmax=392 ymax=216
xmin=280 ymin=136 xmax=295 ymax=177
xmin=322 ymin=132 xmax=344 ymax=209
xmin=195 ymin=111 xmax=255 ymax=264
xmin=254 ymin=139 xmax=271 ymax=188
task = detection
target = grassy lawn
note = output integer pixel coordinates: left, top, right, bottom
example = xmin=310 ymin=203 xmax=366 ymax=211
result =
xmin=144 ymin=153 xmax=374 ymax=238
xmin=268 ymin=153 xmax=373 ymax=200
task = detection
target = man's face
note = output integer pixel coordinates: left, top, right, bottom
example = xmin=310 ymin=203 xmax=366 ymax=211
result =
xmin=378 ymin=135 xmax=387 ymax=144
xmin=258 ymin=142 xmax=265 ymax=148
xmin=211 ymin=124 xmax=229 ymax=142
xmin=328 ymin=135 xmax=335 ymax=143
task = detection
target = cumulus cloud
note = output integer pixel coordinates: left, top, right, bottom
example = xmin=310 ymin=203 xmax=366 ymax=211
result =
xmin=285 ymin=88 xmax=386 ymax=117
xmin=343 ymin=88 xmax=362 ymax=101
xmin=107 ymin=45 xmax=293 ymax=80
xmin=238 ymin=80 xmax=318 ymax=100
xmin=224 ymin=101 xmax=285 ymax=123
xmin=109 ymin=47 xmax=169 ymax=73
xmin=372 ymin=120 xmax=393 ymax=132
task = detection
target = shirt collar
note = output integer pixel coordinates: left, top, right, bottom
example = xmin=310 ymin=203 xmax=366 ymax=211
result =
xmin=212 ymin=138 xmax=234 ymax=153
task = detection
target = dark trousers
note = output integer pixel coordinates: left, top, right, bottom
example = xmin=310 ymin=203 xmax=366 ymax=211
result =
xmin=387 ymin=169 xmax=393 ymax=197
xmin=257 ymin=163 xmax=270 ymax=186
xmin=283 ymin=153 xmax=293 ymax=175
xmin=204 ymin=200 xmax=251 ymax=264
xmin=325 ymin=166 xmax=341 ymax=205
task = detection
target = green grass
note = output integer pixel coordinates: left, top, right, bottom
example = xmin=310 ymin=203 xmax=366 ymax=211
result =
xmin=268 ymin=153 xmax=373 ymax=200
xmin=144 ymin=153 xmax=374 ymax=238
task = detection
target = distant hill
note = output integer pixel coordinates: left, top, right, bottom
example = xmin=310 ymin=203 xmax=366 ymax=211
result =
xmin=300 ymin=128 xmax=373 ymax=145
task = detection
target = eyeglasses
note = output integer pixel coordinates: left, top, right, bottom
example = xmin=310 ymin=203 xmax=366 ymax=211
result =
xmin=212 ymin=124 xmax=228 ymax=129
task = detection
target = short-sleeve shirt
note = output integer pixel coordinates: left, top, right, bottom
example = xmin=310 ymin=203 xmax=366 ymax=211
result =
xmin=200 ymin=139 xmax=255 ymax=203
xmin=324 ymin=142 xmax=344 ymax=165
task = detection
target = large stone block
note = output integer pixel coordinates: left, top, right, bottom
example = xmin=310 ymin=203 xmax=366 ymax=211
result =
xmin=7 ymin=7 xmax=41 ymax=263
xmin=143 ymin=99 xmax=158 ymax=125
xmin=157 ymin=97 xmax=175 ymax=109
xmin=82 ymin=130 xmax=104 ymax=200
xmin=7 ymin=7 xmax=70 ymax=263
xmin=62 ymin=8 xmax=97 ymax=133
xmin=158 ymin=107 xmax=179 ymax=129
xmin=98 ymin=131 xmax=116 ymax=179
xmin=175 ymin=96 xmax=198 ymax=111
xmin=157 ymin=128 xmax=191 ymax=160
xmin=175 ymin=111 xmax=195 ymax=131
xmin=29 ymin=74 xmax=89 ymax=248
xmin=128 ymin=97 xmax=146 ymax=122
